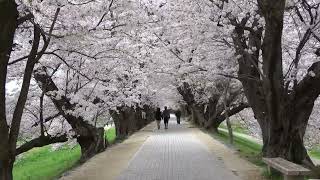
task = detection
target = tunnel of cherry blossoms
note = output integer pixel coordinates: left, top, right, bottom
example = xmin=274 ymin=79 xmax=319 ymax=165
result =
xmin=1 ymin=0 xmax=320 ymax=179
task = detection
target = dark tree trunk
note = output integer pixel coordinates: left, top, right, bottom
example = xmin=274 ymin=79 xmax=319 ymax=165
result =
xmin=1 ymin=7 xmax=60 ymax=178
xmin=77 ymin=127 xmax=105 ymax=161
xmin=34 ymin=68 xmax=105 ymax=162
xmin=111 ymin=107 xmax=131 ymax=138
xmin=177 ymin=82 xmax=203 ymax=125
xmin=0 ymin=1 xmax=18 ymax=179
xmin=127 ymin=107 xmax=137 ymax=134
xmin=0 ymin=159 xmax=13 ymax=180
xmin=111 ymin=106 xmax=154 ymax=139
xmin=230 ymin=0 xmax=320 ymax=168
xmin=260 ymin=0 xmax=315 ymax=165
xmin=143 ymin=105 xmax=154 ymax=124
xmin=135 ymin=107 xmax=143 ymax=129
xmin=177 ymin=82 xmax=248 ymax=130
xmin=110 ymin=110 xmax=122 ymax=137
xmin=210 ymin=103 xmax=250 ymax=130
xmin=190 ymin=107 xmax=201 ymax=125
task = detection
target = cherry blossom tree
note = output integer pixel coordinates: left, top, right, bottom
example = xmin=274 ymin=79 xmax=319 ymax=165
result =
xmin=207 ymin=0 xmax=320 ymax=168
xmin=1 ymin=0 xmax=320 ymax=179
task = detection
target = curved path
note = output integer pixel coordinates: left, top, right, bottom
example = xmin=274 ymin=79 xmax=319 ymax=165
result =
xmin=117 ymin=120 xmax=239 ymax=180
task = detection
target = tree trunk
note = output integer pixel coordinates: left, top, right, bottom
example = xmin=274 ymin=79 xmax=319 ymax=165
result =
xmin=143 ymin=105 xmax=154 ymax=125
xmin=111 ymin=108 xmax=130 ymax=138
xmin=210 ymin=103 xmax=249 ymax=130
xmin=0 ymin=1 xmax=18 ymax=179
xmin=135 ymin=107 xmax=143 ymax=129
xmin=0 ymin=159 xmax=14 ymax=180
xmin=34 ymin=68 xmax=105 ymax=162
xmin=192 ymin=105 xmax=207 ymax=126
xmin=177 ymin=82 xmax=248 ymax=130
xmin=111 ymin=106 xmax=154 ymax=139
xmin=231 ymin=0 xmax=319 ymax=167
xmin=261 ymin=91 xmax=318 ymax=167
xmin=128 ymin=108 xmax=136 ymax=134
xmin=223 ymin=81 xmax=234 ymax=144
xmin=110 ymin=110 xmax=122 ymax=137
xmin=262 ymin=126 xmax=308 ymax=164
xmin=77 ymin=127 xmax=105 ymax=161
xmin=190 ymin=107 xmax=200 ymax=125
xmin=254 ymin=0 xmax=315 ymax=166
xmin=225 ymin=118 xmax=233 ymax=144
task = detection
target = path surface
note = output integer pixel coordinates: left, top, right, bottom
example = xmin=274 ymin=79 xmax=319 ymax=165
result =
xmin=61 ymin=117 xmax=263 ymax=180
xmin=117 ymin=119 xmax=240 ymax=180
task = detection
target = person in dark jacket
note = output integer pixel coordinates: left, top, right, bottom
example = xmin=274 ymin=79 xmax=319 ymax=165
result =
xmin=155 ymin=107 xmax=162 ymax=130
xmin=162 ymin=106 xmax=170 ymax=129
xmin=175 ymin=110 xmax=181 ymax=124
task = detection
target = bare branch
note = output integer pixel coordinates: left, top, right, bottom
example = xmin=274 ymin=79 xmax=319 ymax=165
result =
xmin=31 ymin=113 xmax=62 ymax=127
xmin=67 ymin=0 xmax=95 ymax=5
xmin=153 ymin=32 xmax=185 ymax=62
xmin=17 ymin=13 xmax=33 ymax=25
xmin=90 ymin=0 xmax=115 ymax=30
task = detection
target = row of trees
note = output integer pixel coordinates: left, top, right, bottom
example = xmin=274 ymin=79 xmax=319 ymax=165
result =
xmin=145 ymin=0 xmax=320 ymax=171
xmin=0 ymin=0 xmax=164 ymax=179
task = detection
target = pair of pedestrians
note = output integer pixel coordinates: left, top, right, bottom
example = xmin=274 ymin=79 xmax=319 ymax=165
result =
xmin=155 ymin=106 xmax=170 ymax=129
xmin=155 ymin=107 xmax=181 ymax=130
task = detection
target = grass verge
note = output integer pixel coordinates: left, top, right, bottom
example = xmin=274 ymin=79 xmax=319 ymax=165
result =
xmin=212 ymin=128 xmax=284 ymax=179
xmin=13 ymin=127 xmax=116 ymax=180
xmin=309 ymin=147 xmax=320 ymax=160
xmin=212 ymin=128 xmax=264 ymax=166
xmin=105 ymin=127 xmax=116 ymax=144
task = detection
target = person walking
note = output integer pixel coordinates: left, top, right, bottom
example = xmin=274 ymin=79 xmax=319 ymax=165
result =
xmin=162 ymin=106 xmax=170 ymax=129
xmin=155 ymin=108 xmax=162 ymax=130
xmin=175 ymin=109 xmax=181 ymax=124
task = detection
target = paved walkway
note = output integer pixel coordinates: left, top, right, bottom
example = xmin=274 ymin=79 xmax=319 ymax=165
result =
xmin=61 ymin=117 xmax=263 ymax=180
xmin=117 ymin=119 xmax=240 ymax=180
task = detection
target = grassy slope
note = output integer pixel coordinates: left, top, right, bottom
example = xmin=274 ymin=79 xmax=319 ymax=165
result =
xmin=105 ymin=127 xmax=116 ymax=144
xmin=212 ymin=128 xmax=264 ymax=166
xmin=13 ymin=127 xmax=116 ymax=180
xmin=218 ymin=124 xmax=320 ymax=160
xmin=212 ymin=128 xmax=283 ymax=179
xmin=310 ymin=148 xmax=320 ymax=159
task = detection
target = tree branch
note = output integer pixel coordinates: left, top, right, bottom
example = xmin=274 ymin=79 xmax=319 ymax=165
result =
xmin=295 ymin=61 xmax=320 ymax=102
xmin=31 ymin=112 xmax=62 ymax=127
xmin=16 ymin=134 xmax=68 ymax=155
xmin=215 ymin=102 xmax=250 ymax=125
xmin=17 ymin=13 xmax=33 ymax=25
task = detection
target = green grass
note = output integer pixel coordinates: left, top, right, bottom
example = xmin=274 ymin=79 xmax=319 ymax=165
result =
xmin=218 ymin=123 xmax=320 ymax=160
xmin=212 ymin=128 xmax=284 ymax=179
xmin=219 ymin=123 xmax=250 ymax=134
xmin=13 ymin=127 xmax=116 ymax=180
xmin=309 ymin=147 xmax=320 ymax=159
xmin=13 ymin=146 xmax=81 ymax=180
xmin=105 ymin=127 xmax=116 ymax=144
xmin=213 ymin=128 xmax=264 ymax=166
